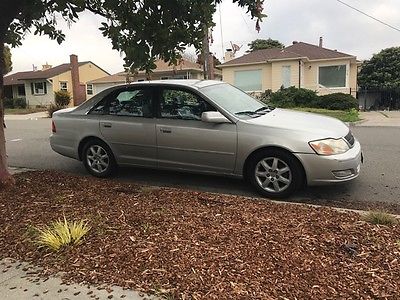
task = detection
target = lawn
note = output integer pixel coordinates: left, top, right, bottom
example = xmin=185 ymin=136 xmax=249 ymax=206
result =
xmin=4 ymin=107 xmax=47 ymax=115
xmin=0 ymin=171 xmax=399 ymax=299
xmin=293 ymin=107 xmax=360 ymax=122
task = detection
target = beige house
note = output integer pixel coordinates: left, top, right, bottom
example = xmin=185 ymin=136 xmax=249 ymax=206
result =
xmin=4 ymin=54 xmax=110 ymax=107
xmin=219 ymin=41 xmax=358 ymax=97
xmin=87 ymin=59 xmax=222 ymax=99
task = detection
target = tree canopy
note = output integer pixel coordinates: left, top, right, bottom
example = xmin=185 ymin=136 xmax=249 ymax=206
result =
xmin=1 ymin=0 xmax=265 ymax=73
xmin=358 ymin=47 xmax=400 ymax=89
xmin=247 ymin=38 xmax=284 ymax=52
xmin=3 ymin=45 xmax=12 ymax=75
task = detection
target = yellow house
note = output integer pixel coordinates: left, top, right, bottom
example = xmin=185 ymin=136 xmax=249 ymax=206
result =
xmin=4 ymin=54 xmax=110 ymax=107
xmin=219 ymin=41 xmax=358 ymax=97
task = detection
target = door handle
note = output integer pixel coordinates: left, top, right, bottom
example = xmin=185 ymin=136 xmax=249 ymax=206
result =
xmin=101 ymin=122 xmax=112 ymax=128
xmin=160 ymin=127 xmax=172 ymax=133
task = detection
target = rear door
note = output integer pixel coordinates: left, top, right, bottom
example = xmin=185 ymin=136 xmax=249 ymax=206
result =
xmin=91 ymin=86 xmax=157 ymax=167
xmin=155 ymin=87 xmax=237 ymax=174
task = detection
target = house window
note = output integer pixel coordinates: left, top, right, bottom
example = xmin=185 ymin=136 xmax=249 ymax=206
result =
xmin=59 ymin=81 xmax=68 ymax=91
xmin=31 ymin=82 xmax=47 ymax=95
xmin=86 ymin=84 xmax=93 ymax=95
xmin=234 ymin=70 xmax=262 ymax=92
xmin=160 ymin=76 xmax=170 ymax=80
xmin=282 ymin=66 xmax=291 ymax=88
xmin=17 ymin=85 xmax=26 ymax=96
xmin=319 ymin=65 xmax=346 ymax=88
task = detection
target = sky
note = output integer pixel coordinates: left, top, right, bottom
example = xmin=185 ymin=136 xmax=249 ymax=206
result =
xmin=9 ymin=0 xmax=400 ymax=75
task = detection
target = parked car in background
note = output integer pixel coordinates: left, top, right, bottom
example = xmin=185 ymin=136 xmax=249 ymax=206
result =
xmin=50 ymin=80 xmax=362 ymax=198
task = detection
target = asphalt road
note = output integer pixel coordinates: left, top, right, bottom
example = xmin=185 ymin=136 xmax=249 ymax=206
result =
xmin=4 ymin=118 xmax=400 ymax=207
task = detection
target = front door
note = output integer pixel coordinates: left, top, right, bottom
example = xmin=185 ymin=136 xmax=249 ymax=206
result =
xmin=156 ymin=87 xmax=237 ymax=174
xmin=93 ymin=87 xmax=157 ymax=167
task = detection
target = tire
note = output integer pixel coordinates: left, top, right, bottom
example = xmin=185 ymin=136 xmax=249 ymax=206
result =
xmin=247 ymin=149 xmax=303 ymax=198
xmin=82 ymin=139 xmax=116 ymax=178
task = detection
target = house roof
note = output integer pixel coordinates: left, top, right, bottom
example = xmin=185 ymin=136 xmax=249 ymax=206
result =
xmin=88 ymin=59 xmax=221 ymax=84
xmin=4 ymin=61 xmax=110 ymax=85
xmin=219 ymin=42 xmax=355 ymax=67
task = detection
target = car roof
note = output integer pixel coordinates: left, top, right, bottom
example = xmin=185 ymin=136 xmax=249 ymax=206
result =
xmin=124 ymin=79 xmax=224 ymax=89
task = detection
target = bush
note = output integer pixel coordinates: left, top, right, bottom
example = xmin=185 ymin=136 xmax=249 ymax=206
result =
xmin=54 ymin=90 xmax=71 ymax=107
xmin=47 ymin=104 xmax=62 ymax=117
xmin=362 ymin=211 xmax=398 ymax=226
xmin=258 ymin=87 xmax=358 ymax=111
xmin=317 ymin=93 xmax=358 ymax=110
xmin=262 ymin=87 xmax=319 ymax=108
xmin=14 ymin=98 xmax=27 ymax=109
xmin=3 ymin=98 xmax=14 ymax=109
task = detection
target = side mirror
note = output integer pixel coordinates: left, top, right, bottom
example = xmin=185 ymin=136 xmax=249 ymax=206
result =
xmin=201 ymin=111 xmax=230 ymax=124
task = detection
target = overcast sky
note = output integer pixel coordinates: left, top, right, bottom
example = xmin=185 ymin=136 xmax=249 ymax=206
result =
xmin=9 ymin=0 xmax=400 ymax=75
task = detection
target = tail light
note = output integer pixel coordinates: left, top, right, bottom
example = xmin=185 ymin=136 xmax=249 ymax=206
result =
xmin=52 ymin=120 xmax=56 ymax=133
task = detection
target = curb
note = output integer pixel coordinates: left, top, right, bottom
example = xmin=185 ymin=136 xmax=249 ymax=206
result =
xmin=9 ymin=167 xmax=36 ymax=175
xmin=346 ymin=119 xmax=367 ymax=127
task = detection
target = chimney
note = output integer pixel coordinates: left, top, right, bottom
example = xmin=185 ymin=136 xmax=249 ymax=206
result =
xmin=224 ymin=49 xmax=234 ymax=62
xmin=319 ymin=37 xmax=323 ymax=48
xmin=70 ymin=54 xmax=80 ymax=105
xmin=292 ymin=41 xmax=298 ymax=45
xmin=42 ymin=62 xmax=52 ymax=71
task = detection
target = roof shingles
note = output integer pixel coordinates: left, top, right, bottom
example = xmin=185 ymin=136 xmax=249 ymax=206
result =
xmin=220 ymin=42 xmax=355 ymax=67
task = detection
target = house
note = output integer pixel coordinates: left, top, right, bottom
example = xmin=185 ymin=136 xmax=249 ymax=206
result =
xmin=4 ymin=55 xmax=110 ymax=107
xmin=86 ymin=58 xmax=222 ymax=99
xmin=218 ymin=39 xmax=359 ymax=97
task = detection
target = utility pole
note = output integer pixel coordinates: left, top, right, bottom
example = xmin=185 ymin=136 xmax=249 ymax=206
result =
xmin=202 ymin=25 xmax=214 ymax=80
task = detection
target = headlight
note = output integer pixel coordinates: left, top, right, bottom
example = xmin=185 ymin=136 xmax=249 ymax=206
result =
xmin=309 ymin=138 xmax=349 ymax=155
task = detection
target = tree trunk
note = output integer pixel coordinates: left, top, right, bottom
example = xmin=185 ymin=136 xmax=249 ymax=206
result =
xmin=0 ymin=39 xmax=15 ymax=188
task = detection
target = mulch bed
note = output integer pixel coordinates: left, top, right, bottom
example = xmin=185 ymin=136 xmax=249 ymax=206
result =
xmin=0 ymin=171 xmax=399 ymax=299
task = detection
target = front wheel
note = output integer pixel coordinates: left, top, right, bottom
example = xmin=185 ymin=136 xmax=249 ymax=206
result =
xmin=82 ymin=140 xmax=116 ymax=178
xmin=248 ymin=149 xmax=303 ymax=198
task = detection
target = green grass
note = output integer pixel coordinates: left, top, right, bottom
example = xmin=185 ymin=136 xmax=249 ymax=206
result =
xmin=5 ymin=107 xmax=47 ymax=115
xmin=292 ymin=108 xmax=360 ymax=122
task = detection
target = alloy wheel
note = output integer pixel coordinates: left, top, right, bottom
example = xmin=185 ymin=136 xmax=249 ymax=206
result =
xmin=255 ymin=157 xmax=292 ymax=193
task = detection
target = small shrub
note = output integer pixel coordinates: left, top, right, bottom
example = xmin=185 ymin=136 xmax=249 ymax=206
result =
xmin=266 ymin=87 xmax=319 ymax=108
xmin=14 ymin=98 xmax=27 ymax=109
xmin=35 ymin=217 xmax=90 ymax=251
xmin=47 ymin=103 xmax=62 ymax=117
xmin=54 ymin=90 xmax=71 ymax=107
xmin=4 ymin=98 xmax=14 ymax=108
xmin=362 ymin=211 xmax=398 ymax=226
xmin=317 ymin=93 xmax=358 ymax=110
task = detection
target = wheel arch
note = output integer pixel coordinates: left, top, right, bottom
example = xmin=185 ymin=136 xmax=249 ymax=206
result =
xmin=242 ymin=145 xmax=307 ymax=186
xmin=78 ymin=136 xmax=113 ymax=161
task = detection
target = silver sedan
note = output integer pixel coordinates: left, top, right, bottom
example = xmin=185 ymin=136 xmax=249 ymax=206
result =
xmin=50 ymin=80 xmax=362 ymax=198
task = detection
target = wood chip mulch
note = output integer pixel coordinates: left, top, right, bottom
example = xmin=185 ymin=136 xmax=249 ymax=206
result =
xmin=0 ymin=171 xmax=399 ymax=299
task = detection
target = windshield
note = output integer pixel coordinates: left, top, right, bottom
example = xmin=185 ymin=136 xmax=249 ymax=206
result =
xmin=200 ymin=83 xmax=274 ymax=119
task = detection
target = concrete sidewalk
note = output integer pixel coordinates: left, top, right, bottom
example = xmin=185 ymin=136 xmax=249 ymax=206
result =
xmin=358 ymin=111 xmax=400 ymax=127
xmin=4 ymin=112 xmax=48 ymax=121
xmin=0 ymin=258 xmax=154 ymax=300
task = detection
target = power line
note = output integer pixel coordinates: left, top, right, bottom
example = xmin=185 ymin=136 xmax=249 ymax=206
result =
xmin=335 ymin=0 xmax=400 ymax=33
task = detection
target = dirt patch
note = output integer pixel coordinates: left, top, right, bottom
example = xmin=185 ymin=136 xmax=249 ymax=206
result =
xmin=0 ymin=171 xmax=399 ymax=299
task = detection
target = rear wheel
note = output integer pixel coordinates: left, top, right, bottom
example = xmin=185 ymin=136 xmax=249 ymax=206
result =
xmin=248 ymin=149 xmax=303 ymax=198
xmin=82 ymin=139 xmax=116 ymax=178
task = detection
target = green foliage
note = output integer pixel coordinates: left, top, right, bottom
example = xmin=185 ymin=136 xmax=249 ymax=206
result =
xmin=35 ymin=217 xmax=91 ymax=251
xmin=3 ymin=45 xmax=12 ymax=74
xmin=259 ymin=87 xmax=358 ymax=111
xmin=359 ymin=47 xmax=400 ymax=89
xmin=247 ymin=38 xmax=284 ymax=52
xmin=362 ymin=211 xmax=398 ymax=226
xmin=3 ymin=97 xmax=26 ymax=109
xmin=317 ymin=93 xmax=358 ymax=110
xmin=54 ymin=90 xmax=71 ymax=107
xmin=293 ymin=108 xmax=359 ymax=122
xmin=0 ymin=0 xmax=265 ymax=74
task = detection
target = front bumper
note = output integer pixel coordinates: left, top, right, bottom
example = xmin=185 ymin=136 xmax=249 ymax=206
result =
xmin=294 ymin=139 xmax=362 ymax=185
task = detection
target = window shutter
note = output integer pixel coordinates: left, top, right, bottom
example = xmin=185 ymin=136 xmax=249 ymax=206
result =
xmin=43 ymin=82 xmax=47 ymax=94
xmin=30 ymin=83 xmax=34 ymax=94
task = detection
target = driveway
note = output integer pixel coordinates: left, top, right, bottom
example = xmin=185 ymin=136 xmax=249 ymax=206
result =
xmin=4 ymin=118 xmax=400 ymax=209
xmin=359 ymin=111 xmax=400 ymax=127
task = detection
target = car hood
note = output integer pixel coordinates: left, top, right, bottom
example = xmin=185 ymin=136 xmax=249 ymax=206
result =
xmin=244 ymin=108 xmax=349 ymax=139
